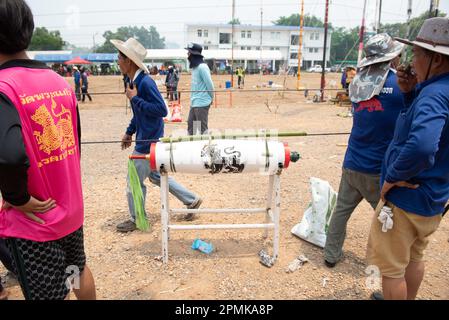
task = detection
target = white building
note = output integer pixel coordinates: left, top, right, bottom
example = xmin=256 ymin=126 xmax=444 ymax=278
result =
xmin=185 ymin=23 xmax=332 ymax=72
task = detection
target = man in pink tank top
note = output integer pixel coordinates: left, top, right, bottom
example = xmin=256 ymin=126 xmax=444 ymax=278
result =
xmin=0 ymin=0 xmax=95 ymax=300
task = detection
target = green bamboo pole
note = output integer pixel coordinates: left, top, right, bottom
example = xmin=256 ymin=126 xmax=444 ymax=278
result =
xmin=159 ymin=131 xmax=349 ymax=143
xmin=160 ymin=131 xmax=308 ymax=143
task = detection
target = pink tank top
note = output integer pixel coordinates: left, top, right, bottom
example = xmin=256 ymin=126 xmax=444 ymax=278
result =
xmin=0 ymin=65 xmax=84 ymax=241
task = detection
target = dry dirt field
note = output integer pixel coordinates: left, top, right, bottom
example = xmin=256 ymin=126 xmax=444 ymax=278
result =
xmin=2 ymin=73 xmax=448 ymax=300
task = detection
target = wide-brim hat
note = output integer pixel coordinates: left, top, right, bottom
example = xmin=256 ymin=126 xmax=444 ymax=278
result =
xmin=395 ymin=17 xmax=449 ymax=56
xmin=110 ymin=38 xmax=149 ymax=74
xmin=358 ymin=33 xmax=405 ymax=68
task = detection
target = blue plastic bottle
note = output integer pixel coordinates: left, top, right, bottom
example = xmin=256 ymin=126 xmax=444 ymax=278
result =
xmin=192 ymin=239 xmax=214 ymax=254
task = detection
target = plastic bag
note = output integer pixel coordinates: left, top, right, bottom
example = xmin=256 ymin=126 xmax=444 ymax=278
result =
xmin=291 ymin=177 xmax=337 ymax=248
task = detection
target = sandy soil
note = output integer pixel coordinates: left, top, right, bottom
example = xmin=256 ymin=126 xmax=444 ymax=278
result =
xmin=2 ymin=73 xmax=448 ymax=300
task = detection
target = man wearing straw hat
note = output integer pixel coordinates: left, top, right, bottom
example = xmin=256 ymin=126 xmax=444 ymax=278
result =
xmin=111 ymin=38 xmax=202 ymax=233
xmin=366 ymin=17 xmax=449 ymax=300
xmin=324 ymin=33 xmax=405 ymax=270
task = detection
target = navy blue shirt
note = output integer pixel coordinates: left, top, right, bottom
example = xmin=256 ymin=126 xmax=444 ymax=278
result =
xmin=382 ymin=72 xmax=449 ymax=217
xmin=126 ymin=71 xmax=168 ymax=154
xmin=344 ymin=70 xmax=404 ymax=174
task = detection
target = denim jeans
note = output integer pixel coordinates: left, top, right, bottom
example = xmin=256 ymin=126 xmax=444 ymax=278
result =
xmin=126 ymin=151 xmax=198 ymax=222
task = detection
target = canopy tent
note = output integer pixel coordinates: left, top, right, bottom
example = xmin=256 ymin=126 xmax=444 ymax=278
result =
xmin=64 ymin=57 xmax=92 ymax=65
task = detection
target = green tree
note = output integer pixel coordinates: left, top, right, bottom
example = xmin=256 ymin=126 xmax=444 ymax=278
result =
xmin=273 ymin=13 xmax=333 ymax=29
xmin=228 ymin=18 xmax=241 ymax=25
xmin=29 ymin=27 xmax=65 ymax=50
xmin=95 ymin=26 xmax=165 ymax=53
xmin=330 ymin=27 xmax=360 ymax=65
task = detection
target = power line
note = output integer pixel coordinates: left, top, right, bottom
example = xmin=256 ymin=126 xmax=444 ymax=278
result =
xmin=33 ymin=1 xmax=411 ymax=18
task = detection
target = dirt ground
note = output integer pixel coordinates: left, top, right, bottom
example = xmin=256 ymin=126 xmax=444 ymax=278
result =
xmin=1 ymin=73 xmax=448 ymax=300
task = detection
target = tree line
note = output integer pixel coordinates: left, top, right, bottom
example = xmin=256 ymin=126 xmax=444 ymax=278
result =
xmin=28 ymin=11 xmax=445 ymax=65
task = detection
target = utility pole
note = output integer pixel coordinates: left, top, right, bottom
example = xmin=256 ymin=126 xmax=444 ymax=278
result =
xmin=357 ymin=0 xmax=368 ymax=66
xmin=260 ymin=0 xmax=263 ymax=74
xmin=231 ymin=0 xmax=235 ymax=87
xmin=374 ymin=0 xmax=380 ymax=33
xmin=297 ymin=0 xmax=304 ymax=89
xmin=378 ymin=0 xmax=383 ymax=33
xmin=405 ymin=0 xmax=413 ymax=62
xmin=92 ymin=32 xmax=98 ymax=53
xmin=320 ymin=0 xmax=329 ymax=102
xmin=429 ymin=0 xmax=434 ymax=18
xmin=435 ymin=0 xmax=440 ymax=16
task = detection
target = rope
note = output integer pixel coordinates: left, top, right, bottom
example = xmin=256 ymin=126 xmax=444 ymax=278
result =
xmin=83 ymin=88 xmax=345 ymax=96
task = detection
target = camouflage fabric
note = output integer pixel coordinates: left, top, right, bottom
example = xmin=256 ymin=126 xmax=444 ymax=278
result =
xmin=359 ymin=33 xmax=404 ymax=69
xmin=349 ymin=62 xmax=391 ymax=104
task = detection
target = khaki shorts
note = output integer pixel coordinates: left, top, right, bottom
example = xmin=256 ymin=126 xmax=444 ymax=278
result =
xmin=366 ymin=202 xmax=442 ymax=278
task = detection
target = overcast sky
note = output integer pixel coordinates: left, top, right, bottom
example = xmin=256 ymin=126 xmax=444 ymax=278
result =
xmin=27 ymin=0 xmax=449 ymax=48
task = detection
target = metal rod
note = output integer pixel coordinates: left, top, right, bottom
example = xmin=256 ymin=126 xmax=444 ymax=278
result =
xmin=320 ymin=0 xmax=330 ymax=102
xmin=170 ymin=208 xmax=267 ymax=214
xmin=297 ymin=0 xmax=305 ymax=89
xmin=169 ymin=223 xmax=275 ymax=231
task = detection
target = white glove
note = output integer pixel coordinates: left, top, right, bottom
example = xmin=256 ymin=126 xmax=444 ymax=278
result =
xmin=378 ymin=206 xmax=394 ymax=233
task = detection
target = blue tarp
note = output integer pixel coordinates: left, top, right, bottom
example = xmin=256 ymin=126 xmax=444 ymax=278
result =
xmin=34 ymin=53 xmax=118 ymax=63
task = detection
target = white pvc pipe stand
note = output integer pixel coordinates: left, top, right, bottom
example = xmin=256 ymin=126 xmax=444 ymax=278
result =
xmin=159 ymin=168 xmax=282 ymax=264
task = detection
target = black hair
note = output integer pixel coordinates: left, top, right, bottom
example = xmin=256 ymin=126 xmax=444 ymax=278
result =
xmin=119 ymin=51 xmax=128 ymax=59
xmin=0 ymin=0 xmax=34 ymax=55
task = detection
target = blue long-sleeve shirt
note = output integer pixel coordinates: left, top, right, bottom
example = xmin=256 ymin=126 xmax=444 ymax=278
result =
xmin=191 ymin=63 xmax=214 ymax=108
xmin=126 ymin=71 xmax=168 ymax=154
xmin=344 ymin=70 xmax=404 ymax=174
xmin=382 ymin=72 xmax=449 ymax=217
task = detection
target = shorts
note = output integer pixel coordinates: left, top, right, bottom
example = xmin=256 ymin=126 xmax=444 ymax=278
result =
xmin=6 ymin=227 xmax=86 ymax=300
xmin=366 ymin=203 xmax=442 ymax=278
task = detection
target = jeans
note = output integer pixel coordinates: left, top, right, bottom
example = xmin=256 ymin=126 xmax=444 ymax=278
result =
xmin=82 ymin=86 xmax=92 ymax=102
xmin=126 ymin=151 xmax=198 ymax=222
xmin=75 ymin=84 xmax=81 ymax=101
xmin=324 ymin=168 xmax=380 ymax=264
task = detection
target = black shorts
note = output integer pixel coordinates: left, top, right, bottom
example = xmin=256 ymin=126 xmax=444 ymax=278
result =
xmin=6 ymin=227 xmax=86 ymax=300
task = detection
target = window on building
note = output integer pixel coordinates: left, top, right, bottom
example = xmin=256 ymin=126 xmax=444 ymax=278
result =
xmin=291 ymin=35 xmax=299 ymax=45
xmin=314 ymin=48 xmax=319 ymax=53
xmin=204 ymin=30 xmax=208 ymax=37
xmin=247 ymin=31 xmax=252 ymax=38
xmin=290 ymin=53 xmax=298 ymax=59
xmin=271 ymin=32 xmax=275 ymax=39
xmin=241 ymin=31 xmax=246 ymax=38
xmin=276 ymin=32 xmax=281 ymax=39
xmin=314 ymin=33 xmax=319 ymax=40
xmin=309 ymin=48 xmax=314 ymax=53
xmin=219 ymin=33 xmax=231 ymax=44
xmin=256 ymin=46 xmax=260 ymax=51
xmin=197 ymin=29 xmax=202 ymax=37
xmin=204 ymin=46 xmax=209 ymax=50
xmin=247 ymin=47 xmax=251 ymax=50
xmin=270 ymin=47 xmax=275 ymax=50
xmin=241 ymin=46 xmax=246 ymax=50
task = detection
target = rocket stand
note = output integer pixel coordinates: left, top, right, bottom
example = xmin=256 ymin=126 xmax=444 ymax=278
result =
xmin=159 ymin=166 xmax=282 ymax=264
